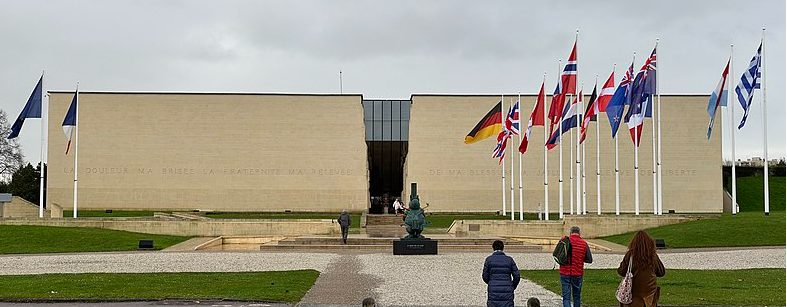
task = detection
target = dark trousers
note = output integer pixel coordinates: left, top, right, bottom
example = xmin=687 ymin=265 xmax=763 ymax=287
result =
xmin=560 ymin=275 xmax=582 ymax=307
xmin=340 ymin=226 xmax=349 ymax=243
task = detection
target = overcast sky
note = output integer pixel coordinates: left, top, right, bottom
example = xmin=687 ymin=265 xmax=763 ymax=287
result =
xmin=0 ymin=0 xmax=784 ymax=164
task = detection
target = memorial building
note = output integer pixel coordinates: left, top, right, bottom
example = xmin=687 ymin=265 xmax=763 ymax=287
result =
xmin=45 ymin=91 xmax=721 ymax=214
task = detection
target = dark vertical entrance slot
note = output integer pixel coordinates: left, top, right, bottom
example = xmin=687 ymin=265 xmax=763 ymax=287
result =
xmin=363 ymin=100 xmax=410 ymax=214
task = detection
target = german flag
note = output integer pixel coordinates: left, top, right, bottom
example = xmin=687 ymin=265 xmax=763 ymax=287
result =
xmin=464 ymin=101 xmax=503 ymax=144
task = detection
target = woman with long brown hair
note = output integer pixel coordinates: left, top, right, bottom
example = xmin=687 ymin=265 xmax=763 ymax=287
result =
xmin=617 ymin=231 xmax=666 ymax=307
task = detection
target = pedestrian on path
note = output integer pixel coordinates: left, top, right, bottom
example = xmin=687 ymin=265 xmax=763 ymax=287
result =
xmin=482 ymin=240 xmax=521 ymax=307
xmin=337 ymin=209 xmax=352 ymax=244
xmin=617 ymin=231 xmax=666 ymax=307
xmin=559 ymin=226 xmax=593 ymax=307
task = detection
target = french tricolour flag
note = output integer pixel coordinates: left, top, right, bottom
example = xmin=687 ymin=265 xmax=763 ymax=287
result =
xmin=62 ymin=88 xmax=78 ymax=154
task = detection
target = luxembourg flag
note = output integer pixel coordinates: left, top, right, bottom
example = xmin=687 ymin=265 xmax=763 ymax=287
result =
xmin=62 ymin=87 xmax=78 ymax=154
xmin=519 ymin=82 xmax=546 ymax=154
xmin=706 ymin=59 xmax=730 ymax=139
xmin=545 ymin=96 xmax=579 ymax=150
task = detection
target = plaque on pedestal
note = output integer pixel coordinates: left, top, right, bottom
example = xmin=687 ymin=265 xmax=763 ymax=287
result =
xmin=393 ymin=239 xmax=438 ymax=255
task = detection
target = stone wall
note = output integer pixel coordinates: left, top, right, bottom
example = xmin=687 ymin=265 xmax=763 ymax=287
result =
xmin=0 ymin=197 xmax=47 ymax=218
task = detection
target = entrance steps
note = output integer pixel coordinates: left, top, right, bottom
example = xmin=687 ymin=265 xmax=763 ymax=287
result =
xmin=258 ymin=235 xmax=542 ymax=252
xmin=364 ymin=214 xmax=407 ymax=237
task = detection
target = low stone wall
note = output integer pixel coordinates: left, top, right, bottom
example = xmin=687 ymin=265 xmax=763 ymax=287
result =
xmin=0 ymin=197 xmax=48 ymax=218
xmin=0 ymin=218 xmax=341 ymax=237
xmin=448 ymin=215 xmax=699 ymax=238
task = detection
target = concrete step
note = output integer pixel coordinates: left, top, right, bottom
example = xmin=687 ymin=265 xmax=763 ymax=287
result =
xmin=366 ymin=225 xmax=407 ymax=237
xmin=365 ymin=214 xmax=405 ymax=226
xmin=277 ymin=236 xmax=525 ymax=246
xmin=260 ymin=244 xmax=542 ymax=252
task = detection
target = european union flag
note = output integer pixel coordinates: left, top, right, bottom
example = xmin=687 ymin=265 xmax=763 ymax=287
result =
xmin=8 ymin=76 xmax=43 ymax=139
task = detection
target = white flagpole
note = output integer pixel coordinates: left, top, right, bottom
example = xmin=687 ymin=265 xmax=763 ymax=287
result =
xmin=510 ymin=98 xmax=515 ymax=221
xmin=543 ymin=73 xmax=549 ymax=221
xmin=73 ymin=82 xmax=80 ymax=219
xmin=558 ymin=60 xmax=563 ymax=220
xmin=595 ymin=74 xmax=602 ymax=215
xmin=578 ymin=84 xmax=584 ymax=215
xmin=39 ymin=71 xmax=46 ymax=218
xmin=570 ymin=101 xmax=574 ymax=215
xmin=761 ymin=27 xmax=769 ymax=216
xmin=656 ymin=39 xmax=663 ymax=215
xmin=518 ymin=93 xmax=524 ymax=221
xmin=730 ymin=45 xmax=737 ymax=215
xmin=501 ymin=94 xmax=507 ymax=216
xmin=650 ymin=40 xmax=659 ymax=215
xmin=615 ymin=133 xmax=620 ymax=215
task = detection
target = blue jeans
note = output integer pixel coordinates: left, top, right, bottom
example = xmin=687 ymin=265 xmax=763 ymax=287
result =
xmin=560 ymin=275 xmax=582 ymax=307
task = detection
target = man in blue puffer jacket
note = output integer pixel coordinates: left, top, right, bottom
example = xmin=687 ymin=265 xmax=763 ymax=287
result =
xmin=482 ymin=240 xmax=521 ymax=307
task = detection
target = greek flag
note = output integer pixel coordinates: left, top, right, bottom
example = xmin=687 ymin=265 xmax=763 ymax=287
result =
xmin=735 ymin=43 xmax=762 ymax=129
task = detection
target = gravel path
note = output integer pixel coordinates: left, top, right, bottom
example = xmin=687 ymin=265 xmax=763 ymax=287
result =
xmin=0 ymin=249 xmax=782 ymax=306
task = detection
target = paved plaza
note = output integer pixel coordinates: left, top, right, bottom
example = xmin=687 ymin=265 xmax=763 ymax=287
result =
xmin=0 ymin=249 xmax=783 ymax=306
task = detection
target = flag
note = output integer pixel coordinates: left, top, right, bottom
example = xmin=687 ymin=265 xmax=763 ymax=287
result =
xmin=519 ymin=82 xmax=546 ymax=154
xmin=545 ymin=96 xmax=579 ymax=149
xmin=62 ymin=90 xmax=78 ymax=154
xmin=735 ymin=42 xmax=762 ymax=129
xmin=505 ymin=100 xmax=520 ymax=135
xmin=492 ymin=130 xmax=510 ymax=164
xmin=630 ymin=46 xmax=657 ymax=118
xmin=561 ymin=41 xmax=578 ymax=95
xmin=547 ymin=82 xmax=565 ymax=133
xmin=8 ymin=76 xmax=43 ymax=139
xmin=580 ymin=85 xmax=599 ymax=143
xmin=706 ymin=59 xmax=730 ymax=139
xmin=606 ymin=62 xmax=634 ymax=138
xmin=597 ymin=71 xmax=615 ymax=112
xmin=464 ymin=101 xmax=503 ymax=144
xmin=626 ymin=93 xmax=650 ymax=147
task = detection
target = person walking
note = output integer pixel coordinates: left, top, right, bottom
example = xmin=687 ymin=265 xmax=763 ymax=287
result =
xmin=559 ymin=226 xmax=593 ymax=307
xmin=482 ymin=240 xmax=521 ymax=307
xmin=337 ymin=209 xmax=351 ymax=244
xmin=617 ymin=231 xmax=666 ymax=307
xmin=393 ymin=197 xmax=405 ymax=215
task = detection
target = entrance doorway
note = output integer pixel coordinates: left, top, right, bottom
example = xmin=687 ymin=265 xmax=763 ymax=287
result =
xmin=363 ymin=100 xmax=410 ymax=214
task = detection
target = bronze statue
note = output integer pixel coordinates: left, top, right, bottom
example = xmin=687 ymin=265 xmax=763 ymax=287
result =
xmin=403 ymin=183 xmax=429 ymax=239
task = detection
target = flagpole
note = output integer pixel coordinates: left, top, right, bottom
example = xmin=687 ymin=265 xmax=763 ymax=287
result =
xmin=73 ymin=82 xmax=79 ymax=219
xmin=557 ymin=60 xmax=563 ymax=220
xmin=761 ymin=27 xmax=769 ymax=216
xmin=615 ymin=132 xmax=620 ymax=215
xmin=542 ymin=73 xmax=549 ymax=221
xmin=574 ymin=28 xmax=580 ymax=215
xmin=656 ymin=39 xmax=663 ymax=215
xmin=501 ymin=94 xmax=507 ymax=216
xmin=518 ymin=93 xmax=524 ymax=220
xmin=510 ymin=97 xmax=515 ymax=221
xmin=729 ymin=44 xmax=737 ymax=215
xmin=39 ymin=71 xmax=46 ymax=218
xmin=595 ymin=74 xmax=602 ymax=215
xmin=578 ymin=84 xmax=584 ymax=215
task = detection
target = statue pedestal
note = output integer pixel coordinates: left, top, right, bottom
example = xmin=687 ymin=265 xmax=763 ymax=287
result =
xmin=393 ymin=239 xmax=438 ymax=255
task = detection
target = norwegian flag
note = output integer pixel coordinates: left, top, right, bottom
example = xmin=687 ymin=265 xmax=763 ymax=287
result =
xmin=579 ymin=84 xmax=599 ymax=144
xmin=504 ymin=100 xmax=520 ymax=135
xmin=560 ymin=41 xmax=578 ymax=95
xmin=491 ymin=130 xmax=510 ymax=164
xmin=597 ymin=71 xmax=615 ymax=112
xmin=519 ymin=82 xmax=546 ymax=154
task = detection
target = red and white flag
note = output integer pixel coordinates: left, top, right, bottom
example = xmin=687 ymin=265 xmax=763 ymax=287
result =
xmin=519 ymin=82 xmax=546 ymax=154
xmin=597 ymin=71 xmax=615 ymax=112
xmin=579 ymin=85 xmax=599 ymax=144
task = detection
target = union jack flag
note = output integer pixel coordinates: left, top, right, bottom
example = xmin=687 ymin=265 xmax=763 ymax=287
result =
xmin=504 ymin=100 xmax=520 ymax=135
xmin=491 ymin=130 xmax=510 ymax=164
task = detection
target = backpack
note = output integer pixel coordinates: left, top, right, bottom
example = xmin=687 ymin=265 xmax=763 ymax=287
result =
xmin=552 ymin=236 xmax=573 ymax=266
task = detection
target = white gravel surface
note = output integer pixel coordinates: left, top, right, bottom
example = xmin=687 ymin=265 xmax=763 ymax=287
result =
xmin=0 ymin=249 xmax=782 ymax=306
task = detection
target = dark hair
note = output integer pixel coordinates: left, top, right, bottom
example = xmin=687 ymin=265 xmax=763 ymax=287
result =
xmin=492 ymin=240 xmax=504 ymax=251
xmin=570 ymin=226 xmax=581 ymax=234
xmin=362 ymin=297 xmax=376 ymax=307
xmin=627 ymin=230 xmax=657 ymax=271
xmin=526 ymin=297 xmax=541 ymax=307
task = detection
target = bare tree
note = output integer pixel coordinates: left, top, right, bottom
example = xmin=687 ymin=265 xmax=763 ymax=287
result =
xmin=0 ymin=110 xmax=24 ymax=181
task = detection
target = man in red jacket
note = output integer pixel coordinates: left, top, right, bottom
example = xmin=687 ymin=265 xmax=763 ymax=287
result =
xmin=559 ymin=226 xmax=593 ymax=307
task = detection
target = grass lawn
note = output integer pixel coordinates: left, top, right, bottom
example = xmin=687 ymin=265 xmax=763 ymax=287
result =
xmin=0 ymin=271 xmax=318 ymax=302
xmin=735 ymin=175 xmax=786 ymax=212
xmin=601 ymin=211 xmax=785 ymax=248
xmin=63 ymin=210 xmax=156 ymax=218
xmin=524 ymin=268 xmax=785 ymax=306
xmin=0 ymin=225 xmax=189 ymax=254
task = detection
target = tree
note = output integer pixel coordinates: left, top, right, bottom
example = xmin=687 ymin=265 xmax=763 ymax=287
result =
xmin=0 ymin=109 xmax=24 ymax=182
xmin=8 ymin=163 xmax=39 ymax=204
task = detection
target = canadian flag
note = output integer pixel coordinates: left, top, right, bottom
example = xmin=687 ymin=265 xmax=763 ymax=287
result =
xmin=519 ymin=82 xmax=546 ymax=154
